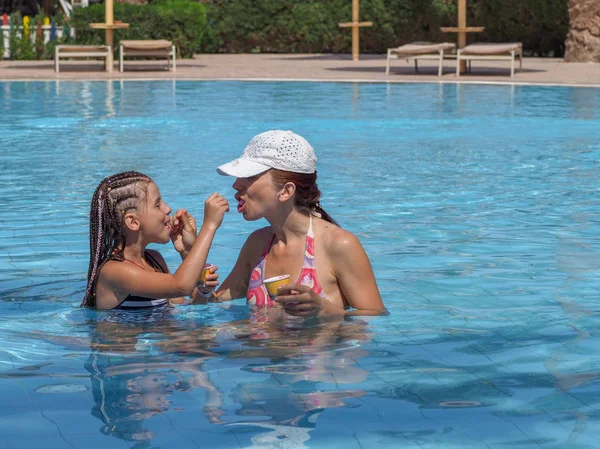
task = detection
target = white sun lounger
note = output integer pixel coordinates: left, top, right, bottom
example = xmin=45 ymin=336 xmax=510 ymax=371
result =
xmin=456 ymin=42 xmax=523 ymax=77
xmin=119 ymin=40 xmax=177 ymax=72
xmin=54 ymin=45 xmax=112 ymax=73
xmin=386 ymin=42 xmax=457 ymax=77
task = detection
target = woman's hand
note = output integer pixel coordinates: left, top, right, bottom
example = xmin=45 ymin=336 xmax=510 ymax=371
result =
xmin=203 ymin=193 xmax=229 ymax=230
xmin=275 ymin=284 xmax=346 ymax=317
xmin=170 ymin=209 xmax=197 ymax=255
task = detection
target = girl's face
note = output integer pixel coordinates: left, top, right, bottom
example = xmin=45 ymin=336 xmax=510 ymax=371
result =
xmin=138 ymin=182 xmax=173 ymax=243
xmin=232 ymin=171 xmax=280 ymax=221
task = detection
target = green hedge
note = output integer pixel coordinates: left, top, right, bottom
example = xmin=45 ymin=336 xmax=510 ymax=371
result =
xmin=470 ymin=0 xmax=569 ymax=57
xmin=71 ymin=0 xmax=206 ymax=58
xmin=201 ymin=0 xmax=569 ymax=57
xmin=24 ymin=0 xmax=567 ymax=59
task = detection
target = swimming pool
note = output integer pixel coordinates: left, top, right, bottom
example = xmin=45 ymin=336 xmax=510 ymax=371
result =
xmin=1 ymin=80 xmax=600 ymax=448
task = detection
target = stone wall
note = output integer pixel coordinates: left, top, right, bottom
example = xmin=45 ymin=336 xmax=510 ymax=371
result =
xmin=564 ymin=0 xmax=600 ymax=62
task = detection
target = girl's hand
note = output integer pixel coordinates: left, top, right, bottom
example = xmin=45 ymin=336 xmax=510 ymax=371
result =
xmin=195 ymin=266 xmax=220 ymax=304
xmin=203 ymin=193 xmax=229 ymax=229
xmin=170 ymin=209 xmax=197 ymax=255
xmin=201 ymin=265 xmax=220 ymax=291
xmin=275 ymin=284 xmax=345 ymax=317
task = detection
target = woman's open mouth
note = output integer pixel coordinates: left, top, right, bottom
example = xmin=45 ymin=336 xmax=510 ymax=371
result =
xmin=237 ymin=199 xmax=246 ymax=213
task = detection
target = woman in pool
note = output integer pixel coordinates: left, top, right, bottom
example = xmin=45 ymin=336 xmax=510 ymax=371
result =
xmin=211 ymin=130 xmax=385 ymax=317
xmin=80 ymin=171 xmax=229 ymax=310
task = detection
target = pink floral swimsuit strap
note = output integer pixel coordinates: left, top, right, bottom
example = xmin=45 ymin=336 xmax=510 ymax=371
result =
xmin=247 ymin=215 xmax=327 ymax=307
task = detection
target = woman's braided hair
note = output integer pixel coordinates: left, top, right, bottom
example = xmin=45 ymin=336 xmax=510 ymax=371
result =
xmin=81 ymin=171 xmax=152 ymax=308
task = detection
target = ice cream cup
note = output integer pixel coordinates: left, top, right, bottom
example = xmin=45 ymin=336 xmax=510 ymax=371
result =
xmin=198 ymin=263 xmax=214 ymax=288
xmin=264 ymin=274 xmax=291 ymax=299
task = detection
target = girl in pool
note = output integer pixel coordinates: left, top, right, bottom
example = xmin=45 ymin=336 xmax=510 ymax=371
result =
xmin=212 ymin=130 xmax=385 ymax=317
xmin=81 ymin=171 xmax=229 ymax=310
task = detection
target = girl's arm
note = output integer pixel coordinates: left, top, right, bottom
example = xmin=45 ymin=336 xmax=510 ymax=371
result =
xmin=169 ymin=208 xmax=221 ymax=305
xmin=96 ymin=194 xmax=229 ymax=310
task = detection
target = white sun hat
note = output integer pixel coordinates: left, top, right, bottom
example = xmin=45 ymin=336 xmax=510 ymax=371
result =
xmin=217 ymin=130 xmax=317 ymax=178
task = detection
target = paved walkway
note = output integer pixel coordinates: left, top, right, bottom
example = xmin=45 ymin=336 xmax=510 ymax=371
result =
xmin=1 ymin=54 xmax=599 ymax=86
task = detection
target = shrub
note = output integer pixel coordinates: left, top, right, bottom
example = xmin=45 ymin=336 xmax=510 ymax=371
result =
xmin=71 ymin=0 xmax=207 ymax=58
xmin=200 ymin=0 xmax=569 ymax=57
xmin=3 ymin=0 xmax=570 ymax=59
xmin=471 ymin=0 xmax=569 ymax=57
xmin=6 ymin=12 xmax=37 ymax=60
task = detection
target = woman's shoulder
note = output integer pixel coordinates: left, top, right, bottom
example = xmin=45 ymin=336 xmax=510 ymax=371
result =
xmin=246 ymin=226 xmax=273 ymax=243
xmin=316 ymin=219 xmax=363 ymax=257
xmin=235 ymin=226 xmax=273 ymax=266
xmin=239 ymin=226 xmax=273 ymax=254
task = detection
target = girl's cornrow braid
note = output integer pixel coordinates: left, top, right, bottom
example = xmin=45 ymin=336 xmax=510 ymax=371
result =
xmin=90 ymin=193 xmax=105 ymax=306
xmin=82 ymin=189 xmax=105 ymax=307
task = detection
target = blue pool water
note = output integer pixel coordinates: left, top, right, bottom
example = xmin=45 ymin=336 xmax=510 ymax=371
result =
xmin=1 ymin=80 xmax=600 ymax=449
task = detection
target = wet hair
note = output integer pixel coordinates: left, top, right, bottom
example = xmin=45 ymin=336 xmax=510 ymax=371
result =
xmin=269 ymin=169 xmax=339 ymax=227
xmin=81 ymin=171 xmax=152 ymax=308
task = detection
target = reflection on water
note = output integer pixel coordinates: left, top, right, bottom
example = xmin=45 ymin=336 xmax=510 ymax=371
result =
xmin=83 ymin=308 xmax=371 ymax=447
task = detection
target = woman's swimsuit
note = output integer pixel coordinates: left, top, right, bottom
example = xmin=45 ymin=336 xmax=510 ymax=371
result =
xmin=114 ymin=252 xmax=169 ymax=310
xmin=247 ymin=215 xmax=327 ymax=307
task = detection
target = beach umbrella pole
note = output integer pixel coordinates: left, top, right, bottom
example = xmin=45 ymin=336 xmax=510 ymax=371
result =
xmin=338 ymin=0 xmax=373 ymax=61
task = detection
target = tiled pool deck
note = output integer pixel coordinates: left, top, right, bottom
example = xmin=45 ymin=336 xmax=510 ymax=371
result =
xmin=0 ymin=54 xmax=599 ymax=86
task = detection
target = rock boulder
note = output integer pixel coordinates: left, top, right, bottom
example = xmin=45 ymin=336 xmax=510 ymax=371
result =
xmin=565 ymin=0 xmax=600 ymax=62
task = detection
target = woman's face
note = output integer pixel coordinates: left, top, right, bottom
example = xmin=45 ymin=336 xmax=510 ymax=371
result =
xmin=232 ymin=171 xmax=280 ymax=221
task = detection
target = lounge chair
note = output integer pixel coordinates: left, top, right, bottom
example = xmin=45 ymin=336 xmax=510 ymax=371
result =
xmin=456 ymin=43 xmax=523 ymax=77
xmin=386 ymin=42 xmax=457 ymax=77
xmin=54 ymin=45 xmax=112 ymax=73
xmin=119 ymin=40 xmax=177 ymax=72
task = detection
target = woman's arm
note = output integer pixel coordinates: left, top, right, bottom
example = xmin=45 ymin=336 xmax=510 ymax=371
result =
xmin=211 ymin=228 xmax=270 ymax=302
xmin=329 ymin=230 xmax=386 ymax=315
